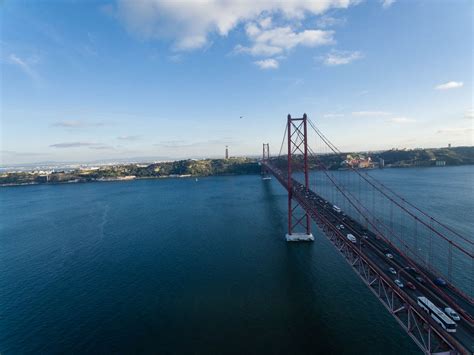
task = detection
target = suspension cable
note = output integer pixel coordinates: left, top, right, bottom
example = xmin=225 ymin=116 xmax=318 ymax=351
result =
xmin=307 ymin=118 xmax=473 ymax=251
xmin=278 ymin=124 xmax=288 ymax=158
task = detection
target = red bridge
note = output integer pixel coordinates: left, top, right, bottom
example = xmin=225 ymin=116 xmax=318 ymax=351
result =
xmin=261 ymin=114 xmax=473 ymax=354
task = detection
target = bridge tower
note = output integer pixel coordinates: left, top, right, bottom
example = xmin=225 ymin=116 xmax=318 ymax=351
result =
xmin=261 ymin=143 xmax=271 ymax=180
xmin=286 ymin=113 xmax=314 ymax=242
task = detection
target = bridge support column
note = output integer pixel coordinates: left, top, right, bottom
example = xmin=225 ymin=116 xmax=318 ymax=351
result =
xmin=261 ymin=143 xmax=271 ymax=180
xmin=286 ymin=113 xmax=313 ymax=242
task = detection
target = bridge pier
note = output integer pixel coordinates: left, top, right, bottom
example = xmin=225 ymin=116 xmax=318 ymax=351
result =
xmin=285 ymin=232 xmax=314 ymax=242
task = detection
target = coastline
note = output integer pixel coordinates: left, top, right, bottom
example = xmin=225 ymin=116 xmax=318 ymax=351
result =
xmin=2 ymin=163 xmax=472 ymax=188
xmin=0 ymin=172 xmax=261 ymax=188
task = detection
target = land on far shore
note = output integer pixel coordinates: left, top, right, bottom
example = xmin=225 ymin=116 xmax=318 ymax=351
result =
xmin=1 ymin=146 xmax=473 ymax=187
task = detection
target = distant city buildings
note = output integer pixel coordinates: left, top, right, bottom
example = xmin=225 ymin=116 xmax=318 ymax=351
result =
xmin=343 ymin=154 xmax=374 ymax=169
xmin=225 ymin=146 xmax=229 ymax=159
xmin=36 ymin=175 xmax=49 ymax=183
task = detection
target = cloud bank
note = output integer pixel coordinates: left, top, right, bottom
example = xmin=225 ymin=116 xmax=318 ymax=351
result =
xmin=112 ymin=0 xmax=362 ymax=69
xmin=322 ymin=50 xmax=362 ymax=65
xmin=114 ymin=0 xmax=359 ymax=49
xmin=254 ymin=59 xmax=279 ymax=69
xmin=381 ymin=0 xmax=396 ymax=9
xmin=435 ymin=81 xmax=463 ymax=90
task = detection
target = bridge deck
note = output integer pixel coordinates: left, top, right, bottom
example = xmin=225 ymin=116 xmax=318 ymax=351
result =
xmin=263 ymin=161 xmax=473 ymax=354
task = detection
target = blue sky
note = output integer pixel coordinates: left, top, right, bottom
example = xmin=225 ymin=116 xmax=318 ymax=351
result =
xmin=1 ymin=0 xmax=472 ymax=164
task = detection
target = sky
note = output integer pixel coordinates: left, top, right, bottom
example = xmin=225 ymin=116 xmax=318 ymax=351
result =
xmin=1 ymin=0 xmax=473 ymax=165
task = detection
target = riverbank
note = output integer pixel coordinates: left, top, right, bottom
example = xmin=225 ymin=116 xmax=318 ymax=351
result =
xmin=0 ymin=157 xmax=261 ymax=187
xmin=2 ymin=147 xmax=473 ymax=187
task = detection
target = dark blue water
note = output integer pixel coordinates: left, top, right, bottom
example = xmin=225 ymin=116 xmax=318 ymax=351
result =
xmin=1 ymin=166 xmax=471 ymax=354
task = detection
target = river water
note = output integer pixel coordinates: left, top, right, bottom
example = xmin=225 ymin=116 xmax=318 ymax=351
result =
xmin=1 ymin=166 xmax=472 ymax=354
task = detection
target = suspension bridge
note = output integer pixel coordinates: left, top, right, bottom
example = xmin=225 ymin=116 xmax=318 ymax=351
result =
xmin=260 ymin=114 xmax=473 ymax=354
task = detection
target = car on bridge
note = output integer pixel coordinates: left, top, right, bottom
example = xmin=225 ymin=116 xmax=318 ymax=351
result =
xmin=394 ymin=279 xmax=404 ymax=288
xmin=434 ymin=277 xmax=447 ymax=287
xmin=406 ymin=281 xmax=416 ymax=290
xmin=385 ymin=253 xmax=394 ymax=259
xmin=388 ymin=267 xmax=397 ymax=275
xmin=417 ymin=297 xmax=457 ymax=333
xmin=444 ymin=307 xmax=460 ymax=321
xmin=415 ymin=276 xmax=426 ymax=284
xmin=346 ymin=234 xmax=357 ymax=244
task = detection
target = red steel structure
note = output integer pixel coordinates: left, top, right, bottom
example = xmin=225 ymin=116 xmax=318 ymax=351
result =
xmin=286 ymin=114 xmax=311 ymax=239
xmin=261 ymin=113 xmax=473 ymax=354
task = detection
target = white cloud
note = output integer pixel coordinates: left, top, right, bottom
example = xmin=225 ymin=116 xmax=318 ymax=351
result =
xmin=259 ymin=17 xmax=272 ymax=29
xmin=52 ymin=120 xmax=105 ymax=128
xmin=234 ymin=43 xmax=283 ymax=57
xmin=8 ymin=54 xmax=39 ymax=80
xmin=435 ymin=81 xmax=464 ymax=90
xmin=316 ymin=15 xmax=346 ymax=28
xmin=50 ymin=142 xmax=98 ymax=148
xmin=388 ymin=116 xmax=416 ymax=123
xmin=322 ymin=50 xmax=362 ymax=65
xmin=113 ymin=0 xmax=359 ymax=50
xmin=352 ymin=111 xmax=392 ymax=117
xmin=236 ymin=25 xmax=334 ymax=57
xmin=381 ymin=0 xmax=396 ymax=9
xmin=465 ymin=109 xmax=474 ymax=119
xmin=255 ymin=59 xmax=279 ymax=69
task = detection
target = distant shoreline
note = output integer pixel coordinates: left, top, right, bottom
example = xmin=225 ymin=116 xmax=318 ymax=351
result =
xmin=0 ymin=173 xmax=199 ymax=187
xmin=2 ymin=147 xmax=473 ymax=187
xmin=1 ymin=162 xmax=472 ymax=188
xmin=0 ymin=157 xmax=262 ymax=187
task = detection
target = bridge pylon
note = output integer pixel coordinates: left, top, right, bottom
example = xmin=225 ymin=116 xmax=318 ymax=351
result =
xmin=286 ymin=113 xmax=314 ymax=242
xmin=261 ymin=143 xmax=271 ymax=180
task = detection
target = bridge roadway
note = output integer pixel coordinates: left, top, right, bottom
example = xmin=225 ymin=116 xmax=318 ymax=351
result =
xmin=263 ymin=162 xmax=473 ymax=353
